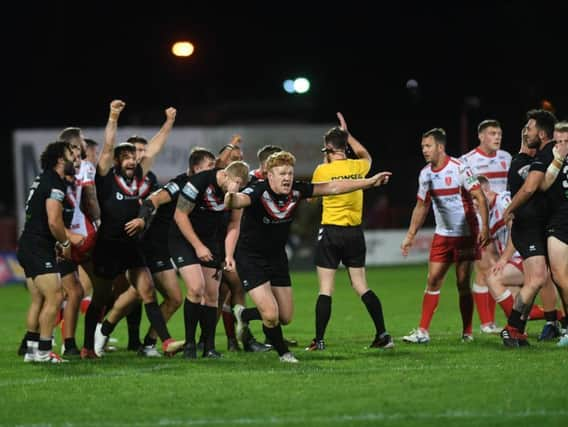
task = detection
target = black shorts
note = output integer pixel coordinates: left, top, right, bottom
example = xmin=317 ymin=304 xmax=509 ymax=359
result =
xmin=142 ymin=236 xmax=174 ymax=274
xmin=17 ymin=234 xmax=59 ymax=279
xmin=314 ymin=225 xmax=366 ymax=269
xmin=547 ymin=214 xmax=568 ymax=246
xmin=92 ymin=238 xmax=147 ymax=280
xmin=58 ymin=259 xmax=77 ymax=278
xmin=169 ymin=233 xmax=221 ymax=270
xmin=511 ymin=222 xmax=547 ymax=260
xmin=235 ymin=247 xmax=290 ymax=292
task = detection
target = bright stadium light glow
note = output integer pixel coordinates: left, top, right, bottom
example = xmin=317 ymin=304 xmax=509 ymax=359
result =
xmin=293 ymin=77 xmax=310 ymax=94
xmin=172 ymin=41 xmax=194 ymax=57
xmin=283 ymin=79 xmax=295 ymax=94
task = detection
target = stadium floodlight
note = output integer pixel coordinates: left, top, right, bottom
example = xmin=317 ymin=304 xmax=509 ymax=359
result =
xmin=172 ymin=41 xmax=194 ymax=57
xmin=283 ymin=79 xmax=295 ymax=94
xmin=293 ymin=77 xmax=310 ymax=94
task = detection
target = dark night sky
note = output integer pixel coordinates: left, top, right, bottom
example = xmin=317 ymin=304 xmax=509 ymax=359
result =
xmin=3 ymin=1 xmax=568 ymax=216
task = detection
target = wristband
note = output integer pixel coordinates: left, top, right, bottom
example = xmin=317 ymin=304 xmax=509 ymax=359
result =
xmin=60 ymin=240 xmax=70 ymax=248
xmin=548 ymin=162 xmax=561 ymax=175
xmin=137 ymin=199 xmax=156 ymax=222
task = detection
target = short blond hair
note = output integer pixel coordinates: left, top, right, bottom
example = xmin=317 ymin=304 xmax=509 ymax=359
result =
xmin=554 ymin=121 xmax=568 ymax=133
xmin=265 ymin=151 xmax=296 ymax=171
xmin=225 ymin=160 xmax=250 ymax=184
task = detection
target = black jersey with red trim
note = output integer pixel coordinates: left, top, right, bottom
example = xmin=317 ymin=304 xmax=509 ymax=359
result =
xmin=171 ymin=169 xmax=226 ymax=243
xmin=139 ymin=170 xmax=159 ymax=199
xmin=508 ymin=152 xmax=548 ymax=225
xmin=238 ymin=180 xmax=314 ymax=252
xmin=248 ymin=169 xmax=264 ymax=185
xmin=96 ymin=164 xmax=145 ymax=241
xmin=20 ymin=169 xmax=66 ymax=242
xmin=146 ymin=172 xmax=189 ymax=238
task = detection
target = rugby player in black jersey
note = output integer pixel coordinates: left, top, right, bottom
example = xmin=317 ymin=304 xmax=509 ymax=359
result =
xmin=172 ymin=161 xmax=250 ymax=359
xmin=501 ymin=109 xmax=557 ymax=347
xmin=226 ymin=151 xmax=391 ymax=362
xmin=539 ymin=122 xmax=568 ymax=346
xmin=131 ymin=148 xmax=217 ymax=356
xmin=82 ymin=99 xmax=182 ymax=358
xmin=17 ymin=141 xmax=75 ymax=363
xmin=121 ymin=134 xmax=163 ymax=352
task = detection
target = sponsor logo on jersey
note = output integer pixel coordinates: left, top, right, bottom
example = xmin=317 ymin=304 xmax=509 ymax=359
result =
xmin=445 ymin=176 xmax=452 ymax=185
xmin=181 ymin=182 xmax=199 ymax=201
xmin=116 ymin=192 xmax=124 ymax=200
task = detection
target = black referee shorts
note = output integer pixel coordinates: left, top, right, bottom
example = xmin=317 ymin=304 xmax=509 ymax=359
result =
xmin=314 ymin=224 xmax=366 ymax=269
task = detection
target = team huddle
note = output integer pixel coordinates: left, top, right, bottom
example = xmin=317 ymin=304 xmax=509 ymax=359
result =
xmin=15 ymin=102 xmax=568 ymax=365
xmin=16 ymin=101 xmax=391 ymax=363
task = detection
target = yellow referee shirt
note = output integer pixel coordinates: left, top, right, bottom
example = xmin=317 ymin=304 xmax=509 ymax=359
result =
xmin=311 ymin=159 xmax=371 ymax=226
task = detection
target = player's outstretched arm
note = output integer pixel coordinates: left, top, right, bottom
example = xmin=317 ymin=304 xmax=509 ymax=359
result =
xmin=216 ymin=134 xmax=242 ymax=169
xmin=224 ymin=191 xmax=252 ymax=209
xmin=312 ymin=172 xmax=391 ymax=197
xmin=98 ymin=100 xmax=125 ymax=176
xmin=140 ymin=107 xmax=177 ymax=177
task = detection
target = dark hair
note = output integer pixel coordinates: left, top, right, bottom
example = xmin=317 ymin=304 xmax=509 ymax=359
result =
xmin=323 ymin=127 xmax=348 ymax=151
xmin=84 ymin=138 xmax=98 ymax=147
xmin=58 ymin=127 xmax=82 ymax=142
xmin=476 ymin=175 xmax=489 ymax=185
xmin=422 ymin=128 xmax=447 ymax=145
xmin=113 ymin=142 xmax=136 ymax=160
xmin=127 ymin=135 xmax=148 ymax=145
xmin=477 ymin=119 xmax=501 ymax=134
xmin=527 ymin=109 xmax=558 ymax=139
xmin=40 ymin=141 xmax=71 ymax=171
xmin=189 ymin=147 xmax=215 ymax=170
xmin=257 ymin=145 xmax=283 ymax=163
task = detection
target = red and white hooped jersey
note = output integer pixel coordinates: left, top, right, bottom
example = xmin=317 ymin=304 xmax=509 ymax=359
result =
xmin=460 ymin=148 xmax=511 ymax=193
xmin=417 ymin=156 xmax=480 ymax=237
xmin=489 ymin=190 xmax=522 ymax=264
xmin=67 ymin=160 xmax=96 ymax=237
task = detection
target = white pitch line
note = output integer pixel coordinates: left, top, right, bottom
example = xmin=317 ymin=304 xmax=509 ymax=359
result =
xmin=2 ymin=409 xmax=567 ymax=427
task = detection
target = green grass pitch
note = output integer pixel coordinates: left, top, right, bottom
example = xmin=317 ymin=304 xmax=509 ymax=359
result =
xmin=0 ymin=264 xmax=566 ymax=426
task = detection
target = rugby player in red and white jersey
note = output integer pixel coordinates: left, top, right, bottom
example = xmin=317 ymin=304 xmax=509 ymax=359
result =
xmin=477 ymin=175 xmax=523 ymax=316
xmin=401 ymin=128 xmax=490 ymax=344
xmin=460 ymin=120 xmax=511 ymax=334
xmin=58 ymin=129 xmax=100 ymax=354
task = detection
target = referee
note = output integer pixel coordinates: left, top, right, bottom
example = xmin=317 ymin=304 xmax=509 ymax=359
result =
xmin=307 ymin=112 xmax=392 ymax=351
